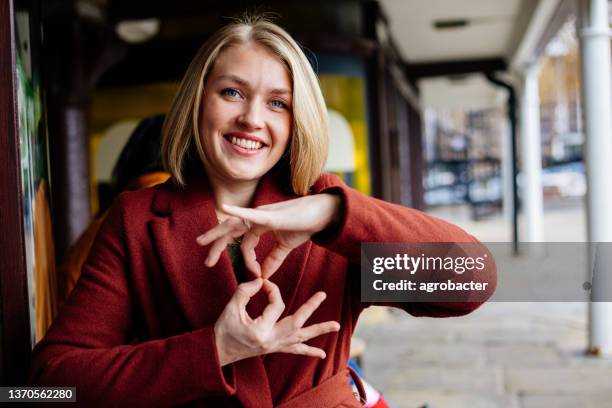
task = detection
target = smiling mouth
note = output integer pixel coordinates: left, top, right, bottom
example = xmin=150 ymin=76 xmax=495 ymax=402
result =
xmin=224 ymin=134 xmax=266 ymax=150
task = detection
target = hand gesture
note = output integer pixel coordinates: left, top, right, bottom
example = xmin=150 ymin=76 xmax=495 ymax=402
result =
xmin=197 ymin=194 xmax=341 ymax=278
xmin=214 ymin=278 xmax=340 ymax=366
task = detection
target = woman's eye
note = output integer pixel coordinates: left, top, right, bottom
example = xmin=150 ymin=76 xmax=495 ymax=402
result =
xmin=221 ymin=88 xmax=241 ymax=98
xmin=270 ymin=99 xmax=288 ymax=109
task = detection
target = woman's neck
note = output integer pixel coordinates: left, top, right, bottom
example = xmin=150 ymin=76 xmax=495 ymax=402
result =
xmin=208 ymin=174 xmax=259 ymax=221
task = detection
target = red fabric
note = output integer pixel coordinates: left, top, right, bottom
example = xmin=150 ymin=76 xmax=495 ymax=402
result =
xmin=276 ymin=369 xmax=359 ymax=408
xmin=29 ymin=172 xmax=496 ymax=407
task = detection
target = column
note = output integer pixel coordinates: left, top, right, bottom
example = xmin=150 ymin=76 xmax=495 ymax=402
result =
xmin=520 ymin=62 xmax=544 ymax=243
xmin=578 ymin=0 xmax=612 ymax=356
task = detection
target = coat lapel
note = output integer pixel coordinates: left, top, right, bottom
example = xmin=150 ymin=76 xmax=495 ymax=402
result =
xmin=149 ymin=175 xmax=237 ymax=328
xmin=148 ymin=171 xmax=310 ymax=407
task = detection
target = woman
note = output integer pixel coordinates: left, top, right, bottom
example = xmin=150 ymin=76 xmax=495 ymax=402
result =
xmin=30 ymin=16 xmax=495 ymax=407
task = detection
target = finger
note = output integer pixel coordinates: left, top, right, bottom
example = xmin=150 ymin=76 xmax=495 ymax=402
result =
xmin=261 ymin=244 xmax=292 ymax=279
xmin=260 ymin=280 xmax=285 ymax=325
xmin=288 ymin=291 xmax=327 ymax=328
xmin=296 ymin=321 xmax=341 ymax=343
xmin=196 ymin=218 xmax=240 ymax=246
xmin=222 ymin=204 xmax=275 ymax=228
xmin=241 ymin=231 xmax=261 ymax=277
xmin=278 ymin=343 xmax=326 ymax=359
xmin=233 ymin=278 xmax=264 ymax=309
xmin=205 ymin=235 xmax=233 ymax=267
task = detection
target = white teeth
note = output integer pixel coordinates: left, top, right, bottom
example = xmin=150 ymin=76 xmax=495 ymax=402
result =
xmin=229 ymin=136 xmax=262 ymax=150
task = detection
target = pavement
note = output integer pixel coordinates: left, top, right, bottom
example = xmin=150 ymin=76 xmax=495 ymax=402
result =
xmin=353 ymin=198 xmax=612 ymax=408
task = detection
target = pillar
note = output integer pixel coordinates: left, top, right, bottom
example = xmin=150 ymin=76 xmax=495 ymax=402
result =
xmin=520 ymin=62 xmax=544 ymax=243
xmin=578 ymin=0 xmax=612 ymax=356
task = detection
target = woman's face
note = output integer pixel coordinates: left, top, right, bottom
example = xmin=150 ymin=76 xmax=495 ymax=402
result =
xmin=199 ymin=42 xmax=293 ymax=184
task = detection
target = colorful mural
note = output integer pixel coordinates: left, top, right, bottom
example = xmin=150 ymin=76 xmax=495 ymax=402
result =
xmin=15 ymin=8 xmax=57 ymax=346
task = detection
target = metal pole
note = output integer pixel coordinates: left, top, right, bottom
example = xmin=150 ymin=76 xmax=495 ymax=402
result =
xmin=501 ymin=120 xmax=514 ymax=232
xmin=520 ymin=62 xmax=544 ymax=243
xmin=577 ymin=0 xmax=612 ymax=356
xmin=484 ymin=73 xmax=519 ymax=251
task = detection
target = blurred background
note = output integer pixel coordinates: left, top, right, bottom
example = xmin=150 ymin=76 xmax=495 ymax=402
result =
xmin=2 ymin=0 xmax=612 ymax=406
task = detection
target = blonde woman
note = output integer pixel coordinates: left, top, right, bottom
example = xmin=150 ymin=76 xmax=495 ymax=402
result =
xmin=31 ymin=16 xmax=496 ymax=407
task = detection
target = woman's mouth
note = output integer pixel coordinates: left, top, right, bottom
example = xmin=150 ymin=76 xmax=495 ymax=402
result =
xmin=223 ymin=134 xmax=267 ymax=156
xmin=229 ymin=136 xmax=262 ymax=150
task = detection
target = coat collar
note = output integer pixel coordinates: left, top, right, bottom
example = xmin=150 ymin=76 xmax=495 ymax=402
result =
xmin=148 ymin=170 xmax=311 ymax=408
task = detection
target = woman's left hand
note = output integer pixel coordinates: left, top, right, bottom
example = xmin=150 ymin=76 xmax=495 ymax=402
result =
xmin=196 ymin=194 xmax=342 ymax=278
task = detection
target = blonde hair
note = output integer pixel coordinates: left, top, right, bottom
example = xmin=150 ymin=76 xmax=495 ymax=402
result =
xmin=161 ymin=15 xmax=328 ymax=195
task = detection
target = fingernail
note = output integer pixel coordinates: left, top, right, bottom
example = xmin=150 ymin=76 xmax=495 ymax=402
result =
xmin=320 ymin=353 xmax=326 ymax=359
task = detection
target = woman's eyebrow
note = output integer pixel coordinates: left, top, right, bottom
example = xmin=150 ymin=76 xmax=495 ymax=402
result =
xmin=270 ymin=88 xmax=293 ymax=99
xmin=217 ymin=74 xmax=291 ymax=97
xmin=217 ymin=74 xmax=250 ymax=87
xmin=270 ymin=88 xmax=292 ymax=97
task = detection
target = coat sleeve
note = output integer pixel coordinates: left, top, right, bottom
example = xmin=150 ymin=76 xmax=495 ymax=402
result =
xmin=310 ymin=174 xmax=497 ymax=317
xmin=29 ymin=195 xmax=236 ymax=407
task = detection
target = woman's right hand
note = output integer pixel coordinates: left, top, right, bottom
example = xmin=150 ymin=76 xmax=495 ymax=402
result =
xmin=214 ymin=278 xmax=340 ymax=366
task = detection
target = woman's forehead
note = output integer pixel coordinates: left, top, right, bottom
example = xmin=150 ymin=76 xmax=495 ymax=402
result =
xmin=208 ymin=42 xmax=292 ymax=92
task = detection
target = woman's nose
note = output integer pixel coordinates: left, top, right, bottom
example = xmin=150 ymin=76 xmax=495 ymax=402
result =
xmin=237 ymin=101 xmax=264 ymax=130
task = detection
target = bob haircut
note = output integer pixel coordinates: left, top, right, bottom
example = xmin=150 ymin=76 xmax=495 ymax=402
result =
xmin=161 ymin=15 xmax=329 ymax=195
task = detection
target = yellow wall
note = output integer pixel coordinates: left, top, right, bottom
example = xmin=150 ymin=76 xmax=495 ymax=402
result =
xmin=319 ymin=74 xmax=371 ymax=195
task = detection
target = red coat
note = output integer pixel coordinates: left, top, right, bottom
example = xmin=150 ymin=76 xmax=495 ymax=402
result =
xmin=30 ymin=173 xmax=496 ymax=407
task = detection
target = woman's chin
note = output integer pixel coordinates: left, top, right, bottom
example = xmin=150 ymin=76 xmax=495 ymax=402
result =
xmin=223 ymin=167 xmax=267 ymax=183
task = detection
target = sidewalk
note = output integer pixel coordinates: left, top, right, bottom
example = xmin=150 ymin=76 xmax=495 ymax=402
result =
xmin=354 ymin=199 xmax=612 ymax=408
